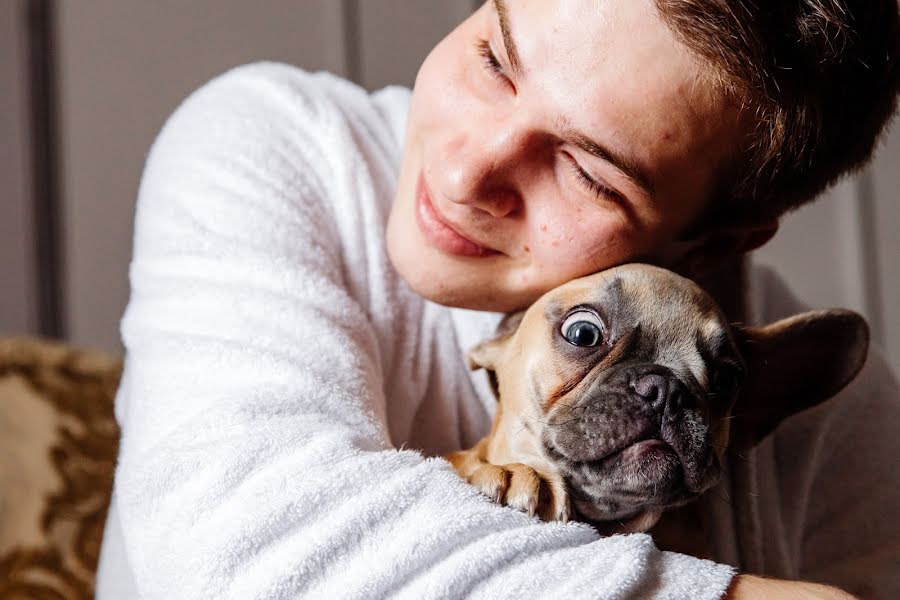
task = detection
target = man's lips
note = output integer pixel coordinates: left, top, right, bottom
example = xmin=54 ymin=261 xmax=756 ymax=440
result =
xmin=414 ymin=172 xmax=499 ymax=258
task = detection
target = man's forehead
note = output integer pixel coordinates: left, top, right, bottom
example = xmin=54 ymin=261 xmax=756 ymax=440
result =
xmin=509 ymin=0 xmax=715 ymax=135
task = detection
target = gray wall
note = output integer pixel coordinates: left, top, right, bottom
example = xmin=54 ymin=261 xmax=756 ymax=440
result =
xmin=55 ymin=0 xmax=348 ymax=352
xmin=754 ymin=130 xmax=900 ymax=368
xmin=0 ymin=0 xmax=37 ymax=336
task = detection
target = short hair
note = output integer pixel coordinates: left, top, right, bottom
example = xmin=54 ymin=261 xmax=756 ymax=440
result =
xmin=656 ymin=0 xmax=900 ymax=229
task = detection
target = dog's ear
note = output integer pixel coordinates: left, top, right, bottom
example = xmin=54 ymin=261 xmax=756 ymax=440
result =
xmin=731 ymin=309 xmax=869 ymax=445
xmin=468 ymin=312 xmax=525 ymax=402
xmin=467 ymin=311 xmax=525 ymax=371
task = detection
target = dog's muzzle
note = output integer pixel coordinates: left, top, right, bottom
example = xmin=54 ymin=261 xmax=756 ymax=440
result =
xmin=540 ymin=364 xmax=720 ymax=520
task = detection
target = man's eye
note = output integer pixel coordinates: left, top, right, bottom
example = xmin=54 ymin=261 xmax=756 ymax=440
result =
xmin=564 ymin=154 xmax=623 ymax=202
xmin=475 ymin=38 xmax=507 ymax=82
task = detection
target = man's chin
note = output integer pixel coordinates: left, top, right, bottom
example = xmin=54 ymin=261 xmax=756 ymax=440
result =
xmin=386 ymin=236 xmax=529 ymax=312
xmin=387 ymin=246 xmax=481 ymax=308
xmin=416 ymin=283 xmax=517 ymax=312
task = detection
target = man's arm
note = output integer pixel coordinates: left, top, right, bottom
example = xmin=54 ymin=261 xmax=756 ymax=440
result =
xmin=725 ymin=575 xmax=856 ymax=599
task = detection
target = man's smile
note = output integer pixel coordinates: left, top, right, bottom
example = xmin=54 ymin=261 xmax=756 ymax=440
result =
xmin=415 ymin=171 xmax=501 ymax=258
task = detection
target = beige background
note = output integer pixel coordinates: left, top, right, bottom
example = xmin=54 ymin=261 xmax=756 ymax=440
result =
xmin=2 ymin=0 xmax=898 ymax=374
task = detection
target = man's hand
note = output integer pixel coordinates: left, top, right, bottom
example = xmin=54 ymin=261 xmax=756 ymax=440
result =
xmin=725 ymin=574 xmax=857 ymax=600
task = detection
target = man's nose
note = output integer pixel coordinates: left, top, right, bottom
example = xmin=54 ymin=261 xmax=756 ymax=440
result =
xmin=435 ymin=117 xmax=543 ymax=218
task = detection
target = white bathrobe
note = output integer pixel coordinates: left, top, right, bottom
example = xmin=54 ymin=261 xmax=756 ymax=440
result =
xmin=96 ymin=62 xmax=900 ymax=599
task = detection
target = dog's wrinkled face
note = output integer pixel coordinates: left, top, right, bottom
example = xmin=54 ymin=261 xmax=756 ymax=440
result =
xmin=504 ymin=265 xmax=740 ymax=524
xmin=469 ymin=263 xmax=868 ymax=531
xmin=470 ymin=265 xmax=741 ymax=526
xmin=533 ymin=267 xmax=740 ymax=523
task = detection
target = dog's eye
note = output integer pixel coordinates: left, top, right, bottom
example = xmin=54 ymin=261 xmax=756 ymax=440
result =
xmin=710 ymin=366 xmax=741 ymax=400
xmin=561 ymin=311 xmax=604 ymax=347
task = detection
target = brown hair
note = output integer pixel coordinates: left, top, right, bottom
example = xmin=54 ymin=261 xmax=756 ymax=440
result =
xmin=656 ymin=0 xmax=900 ymax=229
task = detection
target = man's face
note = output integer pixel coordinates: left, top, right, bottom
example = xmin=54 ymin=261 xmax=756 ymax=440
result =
xmin=387 ymin=0 xmax=745 ymax=312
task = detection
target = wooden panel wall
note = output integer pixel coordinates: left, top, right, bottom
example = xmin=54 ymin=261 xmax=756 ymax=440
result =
xmin=753 ymin=123 xmax=900 ymax=374
xmin=0 ymin=0 xmax=38 ymax=336
xmin=355 ymin=0 xmax=478 ymax=90
xmin=54 ymin=0 xmax=350 ymax=352
xmin=868 ymin=124 xmax=900 ymax=372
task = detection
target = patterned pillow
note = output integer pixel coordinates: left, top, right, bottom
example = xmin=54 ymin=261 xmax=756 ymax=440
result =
xmin=0 ymin=337 xmax=121 ymax=600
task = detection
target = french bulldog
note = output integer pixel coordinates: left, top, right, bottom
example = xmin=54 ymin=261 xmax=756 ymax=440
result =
xmin=445 ymin=263 xmax=869 ymax=543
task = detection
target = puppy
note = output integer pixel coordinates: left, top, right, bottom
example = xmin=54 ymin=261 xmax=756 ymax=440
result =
xmin=446 ymin=263 xmax=868 ymax=545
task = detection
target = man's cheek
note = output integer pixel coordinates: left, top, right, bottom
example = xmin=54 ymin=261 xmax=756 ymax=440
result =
xmin=563 ymin=230 xmax=636 ymax=277
xmin=527 ymin=246 xmax=587 ymax=286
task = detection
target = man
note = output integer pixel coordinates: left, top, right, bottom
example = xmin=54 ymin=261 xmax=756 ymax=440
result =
xmin=98 ymin=1 xmax=899 ymax=598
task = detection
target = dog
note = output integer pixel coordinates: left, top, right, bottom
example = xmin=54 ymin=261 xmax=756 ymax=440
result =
xmin=445 ymin=263 xmax=868 ymax=552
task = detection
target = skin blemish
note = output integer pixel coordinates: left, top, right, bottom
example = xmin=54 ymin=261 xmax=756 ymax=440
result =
xmin=540 ymin=224 xmax=548 ymax=232
xmin=552 ymin=240 xmax=559 ymax=247
xmin=523 ymin=244 xmax=531 ymax=253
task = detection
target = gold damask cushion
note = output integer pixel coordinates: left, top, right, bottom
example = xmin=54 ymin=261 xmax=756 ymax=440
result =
xmin=0 ymin=337 xmax=121 ymax=600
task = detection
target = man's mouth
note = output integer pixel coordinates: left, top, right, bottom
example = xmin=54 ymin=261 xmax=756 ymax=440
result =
xmin=414 ymin=171 xmax=500 ymax=258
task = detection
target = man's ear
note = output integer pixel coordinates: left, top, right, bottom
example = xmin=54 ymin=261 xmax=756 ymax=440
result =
xmin=467 ymin=311 xmax=525 ymax=371
xmin=673 ymin=218 xmax=779 ymax=278
xmin=731 ymin=309 xmax=869 ymax=446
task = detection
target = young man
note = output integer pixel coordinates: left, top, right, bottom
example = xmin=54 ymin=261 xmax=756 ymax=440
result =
xmin=97 ymin=1 xmax=898 ymax=598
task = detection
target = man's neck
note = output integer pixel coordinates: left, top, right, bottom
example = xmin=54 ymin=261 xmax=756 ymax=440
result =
xmin=695 ymin=257 xmax=747 ymax=324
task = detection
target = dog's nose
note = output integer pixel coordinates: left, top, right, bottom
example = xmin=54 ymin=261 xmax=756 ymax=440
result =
xmin=632 ymin=373 xmax=685 ymax=417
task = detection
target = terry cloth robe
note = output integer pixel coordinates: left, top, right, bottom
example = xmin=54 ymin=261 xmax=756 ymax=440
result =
xmin=96 ymin=62 xmax=900 ymax=600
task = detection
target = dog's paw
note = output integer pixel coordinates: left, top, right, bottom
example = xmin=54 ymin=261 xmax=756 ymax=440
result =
xmin=468 ymin=462 xmax=572 ymax=523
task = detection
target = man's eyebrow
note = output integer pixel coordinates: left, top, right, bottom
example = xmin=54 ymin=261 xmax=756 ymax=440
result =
xmin=492 ymin=0 xmax=522 ymax=75
xmin=560 ymin=122 xmax=656 ymax=197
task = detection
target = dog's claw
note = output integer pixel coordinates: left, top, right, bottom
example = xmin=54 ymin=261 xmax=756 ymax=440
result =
xmin=469 ymin=463 xmax=509 ymax=504
xmin=470 ymin=462 xmax=571 ymax=522
xmin=444 ymin=448 xmax=572 ymax=522
xmin=503 ymin=463 xmax=541 ymax=516
xmin=542 ymin=475 xmax=573 ymax=523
